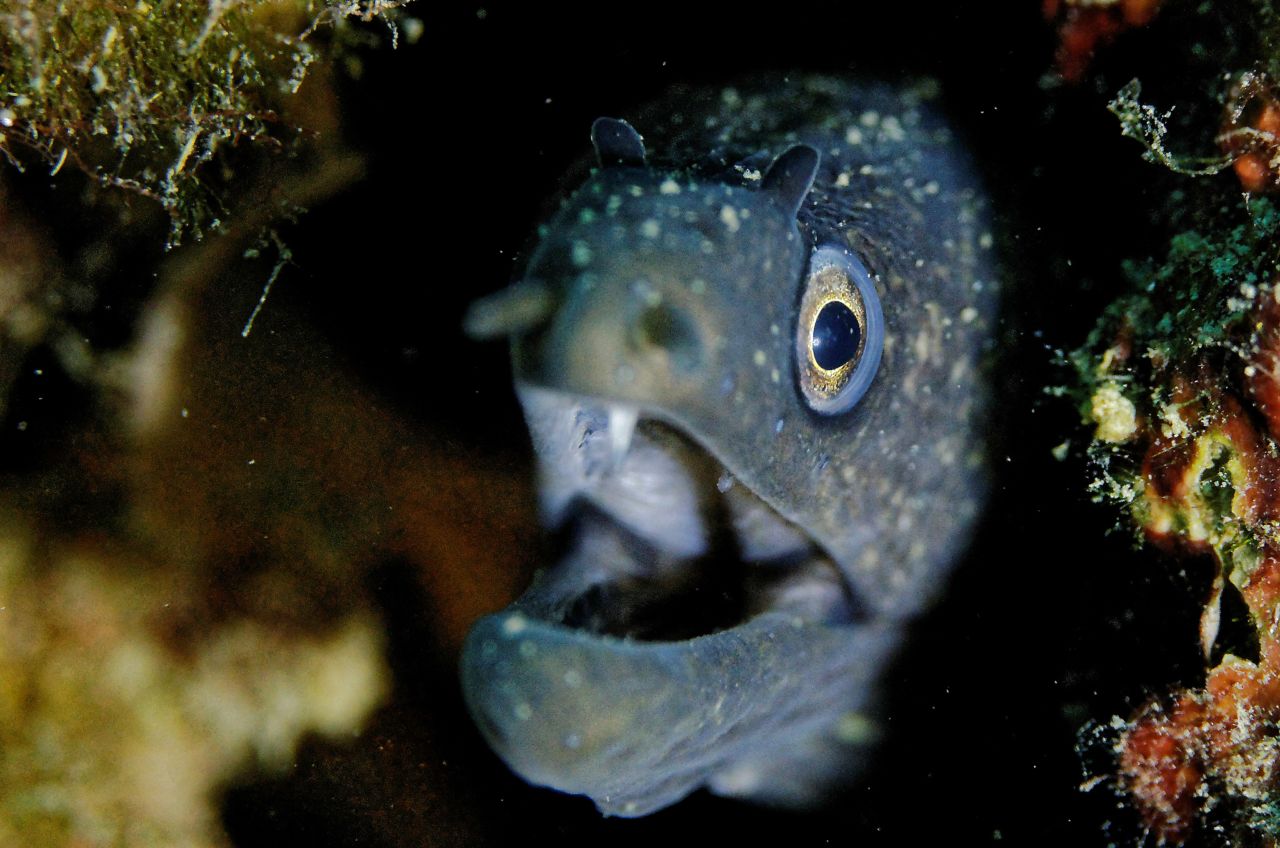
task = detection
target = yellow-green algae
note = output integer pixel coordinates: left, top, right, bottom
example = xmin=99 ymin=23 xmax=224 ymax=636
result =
xmin=1069 ymin=198 xmax=1280 ymax=613
xmin=1066 ymin=4 xmax=1280 ymax=832
xmin=1070 ymin=196 xmax=1280 ymax=513
xmin=0 ymin=0 xmax=414 ymax=244
xmin=0 ymin=512 xmax=389 ymax=848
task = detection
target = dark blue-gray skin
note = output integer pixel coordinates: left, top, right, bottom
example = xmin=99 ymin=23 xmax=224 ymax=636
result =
xmin=460 ymin=76 xmax=997 ymax=816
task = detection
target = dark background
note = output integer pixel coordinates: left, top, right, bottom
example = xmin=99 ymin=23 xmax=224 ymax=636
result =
xmin=215 ymin=2 xmax=1232 ymax=845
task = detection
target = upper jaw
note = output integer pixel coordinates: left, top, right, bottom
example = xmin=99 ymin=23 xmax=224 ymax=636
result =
xmin=512 ymin=383 xmax=858 ymax=637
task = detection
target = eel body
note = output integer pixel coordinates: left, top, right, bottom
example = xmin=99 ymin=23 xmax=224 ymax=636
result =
xmin=460 ymin=76 xmax=997 ymax=816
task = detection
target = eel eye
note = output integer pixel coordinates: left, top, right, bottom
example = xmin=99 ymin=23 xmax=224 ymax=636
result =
xmin=796 ymin=246 xmax=884 ymax=415
xmin=812 ymin=301 xmax=861 ymax=370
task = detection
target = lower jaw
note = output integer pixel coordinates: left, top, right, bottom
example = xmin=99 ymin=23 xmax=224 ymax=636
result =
xmin=459 ymin=527 xmax=899 ymax=816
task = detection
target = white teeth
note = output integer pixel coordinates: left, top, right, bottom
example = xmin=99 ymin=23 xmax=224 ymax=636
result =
xmin=608 ymin=404 xmax=639 ymax=470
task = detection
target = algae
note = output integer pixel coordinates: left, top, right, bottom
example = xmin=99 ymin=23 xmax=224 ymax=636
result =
xmin=0 ymin=0 xmax=415 ymax=244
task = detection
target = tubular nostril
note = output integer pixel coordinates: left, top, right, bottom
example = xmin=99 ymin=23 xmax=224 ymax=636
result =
xmin=463 ymin=280 xmax=554 ymax=340
xmin=631 ymin=302 xmax=702 ymax=372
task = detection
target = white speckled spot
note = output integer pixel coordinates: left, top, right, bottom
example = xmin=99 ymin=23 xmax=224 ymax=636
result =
xmin=514 ymin=702 xmax=533 ymax=721
xmin=881 ymin=115 xmax=905 ymax=141
xmin=859 ymin=110 xmax=880 ymax=127
xmin=502 ymin=614 xmax=528 ymax=636
xmin=563 ymin=733 xmax=582 ymax=750
xmin=923 ymin=180 xmax=939 ymax=195
xmin=640 ymin=218 xmax=661 ymax=239
xmin=571 ymin=242 xmax=592 ymax=268
xmin=753 ymin=349 xmax=767 ymax=366
xmin=628 ymin=185 xmax=644 ymax=197
xmin=979 ymin=232 xmax=994 ymax=250
xmin=835 ymin=172 xmax=851 ymax=188
xmin=937 ymin=442 xmax=958 ymax=466
xmin=719 ymin=204 xmax=741 ymax=233
xmin=770 ymin=368 xmax=780 ymax=383
xmin=844 ymin=126 xmax=863 ymax=145
xmin=563 ymin=669 xmax=582 ymax=688
xmin=960 ymin=306 xmax=979 ymax=324
xmin=690 ymin=277 xmax=706 ymax=295
xmin=659 ymin=178 xmax=681 ymax=195
xmin=769 ymin=323 xmax=779 ymax=335
xmin=743 ymin=168 xmax=762 ymax=181
xmin=836 ymin=712 xmax=877 ymax=744
xmin=712 ymin=763 xmax=761 ymax=794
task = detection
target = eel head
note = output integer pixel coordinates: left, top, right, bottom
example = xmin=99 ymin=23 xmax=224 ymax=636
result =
xmin=459 ymin=116 xmax=988 ymax=815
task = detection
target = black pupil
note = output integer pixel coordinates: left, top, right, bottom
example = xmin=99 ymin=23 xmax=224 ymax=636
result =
xmin=811 ymin=301 xmax=861 ymax=371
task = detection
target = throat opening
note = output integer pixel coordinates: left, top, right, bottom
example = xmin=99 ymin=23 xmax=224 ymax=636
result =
xmin=517 ymin=477 xmax=861 ymax=643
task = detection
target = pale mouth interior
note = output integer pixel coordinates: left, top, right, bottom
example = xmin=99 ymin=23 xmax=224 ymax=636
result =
xmin=514 ymin=387 xmax=861 ymax=641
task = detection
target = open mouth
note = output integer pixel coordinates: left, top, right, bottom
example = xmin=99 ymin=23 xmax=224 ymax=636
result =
xmin=460 ymin=386 xmax=895 ymax=816
xmin=504 ymin=384 xmax=865 ymax=637
xmin=509 ymin=385 xmax=863 ymax=642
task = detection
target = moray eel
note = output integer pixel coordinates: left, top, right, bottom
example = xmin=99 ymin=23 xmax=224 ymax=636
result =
xmin=459 ymin=77 xmax=997 ymax=816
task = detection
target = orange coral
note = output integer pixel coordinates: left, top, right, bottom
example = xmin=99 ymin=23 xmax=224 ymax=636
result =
xmin=1044 ymin=0 xmax=1163 ymax=83
xmin=1121 ymin=698 xmax=1207 ymax=844
xmin=1220 ymin=72 xmax=1280 ymax=194
xmin=1115 ymin=293 xmax=1280 ymax=842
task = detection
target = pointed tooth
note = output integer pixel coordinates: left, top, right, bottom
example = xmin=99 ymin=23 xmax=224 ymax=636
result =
xmin=716 ymin=470 xmax=735 ymax=493
xmin=607 ymin=404 xmax=639 ymax=470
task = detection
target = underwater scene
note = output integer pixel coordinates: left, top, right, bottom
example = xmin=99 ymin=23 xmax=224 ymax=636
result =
xmin=3 ymin=1 xmax=1280 ymax=845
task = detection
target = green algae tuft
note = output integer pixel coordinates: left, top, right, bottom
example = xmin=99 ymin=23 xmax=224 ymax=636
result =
xmin=0 ymin=0 xmax=413 ymax=244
